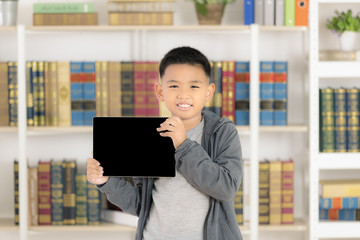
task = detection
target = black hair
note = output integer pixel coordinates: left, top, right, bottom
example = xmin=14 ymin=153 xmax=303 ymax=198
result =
xmin=159 ymin=46 xmax=211 ymax=79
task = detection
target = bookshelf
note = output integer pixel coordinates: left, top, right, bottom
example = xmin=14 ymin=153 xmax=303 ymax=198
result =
xmin=0 ymin=1 xmax=311 ymax=240
xmin=309 ymin=1 xmax=360 ymax=240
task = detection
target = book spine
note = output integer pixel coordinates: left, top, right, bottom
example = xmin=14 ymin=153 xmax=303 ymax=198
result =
xmin=212 ymin=61 xmax=223 ymax=117
xmin=33 ymin=3 xmax=95 ymax=14
xmin=38 ymin=61 xmax=46 ymax=126
xmin=320 ymin=209 xmax=360 ymax=221
xmin=75 ymin=173 xmax=88 ymax=225
xmin=95 ymin=62 xmax=102 ymax=117
xmin=45 ymin=62 xmax=51 ymax=126
xmin=63 ymin=160 xmax=76 ymax=225
xmin=33 ymin=13 xmax=98 ymax=26
xmin=346 ymin=88 xmax=359 ymax=152
xmin=51 ymin=161 xmax=64 ymax=225
xmin=100 ymin=61 xmax=109 ymax=117
xmin=320 ymin=197 xmax=360 ymax=210
xmin=284 ymin=0 xmax=295 ymax=26
xmin=275 ymin=0 xmax=285 ymax=26
xmin=260 ymin=61 xmax=274 ymax=126
xmin=235 ymin=61 xmax=250 ymax=126
xmin=281 ymin=159 xmax=294 ymax=224
xmin=319 ymin=88 xmax=335 ymax=152
xmin=204 ymin=61 xmax=215 ymax=113
xmin=87 ymin=182 xmax=101 ymax=225
xmin=121 ymin=61 xmax=134 ymax=116
xmin=259 ymin=161 xmax=270 ymax=224
xmin=274 ymin=61 xmax=287 ymax=126
xmin=295 ymin=0 xmax=308 ymax=26
xmin=108 ymin=12 xmax=173 ymax=25
xmin=57 ymin=61 xmax=71 ymax=127
xmin=234 ymin=182 xmax=243 ymax=225
xmin=264 ymin=0 xmax=275 ymax=26
xmin=334 ymin=88 xmax=347 ymax=152
xmin=222 ymin=61 xmax=235 ymax=122
xmin=254 ymin=0 xmax=264 ymax=25
xmin=70 ymin=61 xmax=84 ymax=126
xmin=269 ymin=160 xmax=282 ymax=225
xmin=8 ymin=62 xmax=18 ymax=127
xmin=38 ymin=160 xmax=52 ymax=225
xmin=146 ymin=61 xmax=160 ymax=116
xmin=49 ymin=62 xmax=59 ymax=126
xmin=322 ymin=182 xmax=360 ymax=198
xmin=134 ymin=61 xmax=148 ymax=116
xmin=244 ymin=0 xmax=254 ymax=25
xmin=28 ymin=167 xmax=38 ymax=226
xmin=107 ymin=61 xmax=121 ymax=117
xmin=14 ymin=160 xmax=19 ymax=225
xmin=107 ymin=1 xmax=174 ymax=12
xmin=31 ymin=61 xmax=40 ymax=127
xmin=83 ymin=61 xmax=96 ymax=126
xmin=26 ymin=62 xmax=34 ymax=126
xmin=0 ymin=62 xmax=9 ymax=126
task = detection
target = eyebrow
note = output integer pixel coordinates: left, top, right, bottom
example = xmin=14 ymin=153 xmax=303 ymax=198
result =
xmin=165 ymin=79 xmax=204 ymax=84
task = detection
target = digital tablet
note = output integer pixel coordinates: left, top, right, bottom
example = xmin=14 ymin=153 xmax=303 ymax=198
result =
xmin=93 ymin=117 xmax=175 ymax=177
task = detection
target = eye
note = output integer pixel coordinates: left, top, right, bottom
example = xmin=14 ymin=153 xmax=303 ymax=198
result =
xmin=169 ymin=85 xmax=178 ymax=88
xmin=191 ymin=85 xmax=200 ymax=89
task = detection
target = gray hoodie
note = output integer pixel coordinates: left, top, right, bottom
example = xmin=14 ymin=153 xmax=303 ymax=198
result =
xmin=98 ymin=110 xmax=243 ymax=240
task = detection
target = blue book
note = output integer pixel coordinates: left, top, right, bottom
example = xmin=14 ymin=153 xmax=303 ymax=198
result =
xmin=274 ymin=61 xmax=287 ymax=126
xmin=235 ymin=61 xmax=250 ymax=125
xmin=26 ymin=62 xmax=34 ymax=126
xmin=70 ymin=61 xmax=84 ymax=126
xmin=260 ymin=61 xmax=274 ymax=126
xmin=51 ymin=161 xmax=64 ymax=225
xmin=83 ymin=62 xmax=96 ymax=126
xmin=244 ymin=0 xmax=254 ymax=25
xmin=320 ymin=197 xmax=360 ymax=209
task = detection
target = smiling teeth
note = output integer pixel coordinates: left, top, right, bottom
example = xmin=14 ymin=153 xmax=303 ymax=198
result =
xmin=178 ymin=104 xmax=190 ymax=107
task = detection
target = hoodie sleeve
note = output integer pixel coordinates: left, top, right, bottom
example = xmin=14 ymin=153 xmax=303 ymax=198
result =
xmin=98 ymin=177 xmax=142 ymax=216
xmin=175 ymin=122 xmax=242 ymax=202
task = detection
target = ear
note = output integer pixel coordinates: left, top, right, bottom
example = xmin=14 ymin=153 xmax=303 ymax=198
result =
xmin=154 ymin=81 xmax=164 ymax=102
xmin=205 ymin=83 xmax=215 ymax=103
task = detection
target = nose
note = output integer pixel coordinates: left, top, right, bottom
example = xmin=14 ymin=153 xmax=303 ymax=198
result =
xmin=176 ymin=87 xmax=189 ymax=100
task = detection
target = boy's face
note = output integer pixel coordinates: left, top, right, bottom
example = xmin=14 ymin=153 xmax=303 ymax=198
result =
xmin=155 ymin=63 xmax=215 ymax=128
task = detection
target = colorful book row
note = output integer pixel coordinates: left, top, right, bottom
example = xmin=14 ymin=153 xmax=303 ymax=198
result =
xmin=244 ymin=0 xmax=308 ymax=26
xmin=14 ymin=160 xmax=101 ymax=226
xmin=320 ymin=197 xmax=360 ymax=210
xmin=319 ymin=209 xmax=360 ymax=221
xmin=319 ymin=88 xmax=360 ymax=152
xmin=235 ymin=159 xmax=294 ymax=225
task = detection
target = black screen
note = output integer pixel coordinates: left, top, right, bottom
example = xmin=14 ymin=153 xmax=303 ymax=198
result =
xmin=93 ymin=117 xmax=176 ymax=177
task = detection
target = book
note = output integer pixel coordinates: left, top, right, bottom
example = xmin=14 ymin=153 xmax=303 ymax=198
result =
xmin=284 ymin=0 xmax=295 ymax=26
xmin=222 ymin=61 xmax=236 ymax=122
xmin=70 ymin=62 xmax=84 ymax=126
xmin=334 ymin=88 xmax=347 ymax=152
xmin=33 ymin=13 xmax=98 ymax=26
xmin=28 ymin=167 xmax=38 ymax=226
xmin=38 ymin=160 xmax=52 ymax=225
xmin=83 ymin=61 xmax=96 ymax=126
xmin=134 ymin=61 xmax=148 ymax=116
xmin=57 ymin=62 xmax=71 ymax=127
xmin=0 ymin=62 xmax=9 ymax=126
xmin=321 ymin=180 xmax=360 ymax=198
xmin=234 ymin=182 xmax=243 ymax=224
xmin=260 ymin=61 xmax=274 ymax=126
xmin=107 ymin=0 xmax=174 ymax=13
xmin=244 ymin=0 xmax=254 ymax=25
xmin=146 ymin=61 xmax=160 ymax=116
xmin=47 ymin=62 xmax=59 ymax=126
xmin=31 ymin=61 xmax=40 ymax=127
xmin=295 ymin=0 xmax=308 ymax=26
xmin=63 ymin=160 xmax=76 ymax=225
xmin=346 ymin=88 xmax=359 ymax=152
xmin=100 ymin=61 xmax=110 ymax=117
xmin=121 ymin=61 xmax=134 ymax=116
xmin=14 ymin=161 xmax=19 ymax=225
xmin=319 ymin=88 xmax=335 ymax=152
xmin=87 ymin=182 xmax=101 ymax=225
xmin=281 ymin=159 xmax=294 ymax=224
xmin=75 ymin=173 xmax=88 ymax=225
xmin=33 ymin=3 xmax=95 ymax=14
xmin=51 ymin=161 xmax=64 ymax=225
xmin=8 ymin=62 xmax=17 ymax=127
xmin=108 ymin=12 xmax=173 ymax=25
xmin=38 ymin=61 xmax=46 ymax=127
xmin=319 ymin=209 xmax=360 ymax=221
xmin=264 ymin=0 xmax=275 ymax=26
xmin=275 ymin=0 xmax=285 ymax=26
xmin=259 ymin=160 xmax=270 ymax=224
xmin=254 ymin=0 xmax=264 ymax=25
xmin=319 ymin=50 xmax=360 ymax=61
xmin=235 ymin=61 xmax=250 ymax=126
xmin=274 ymin=61 xmax=287 ymax=126
xmin=242 ymin=160 xmax=250 ymax=225
xmin=320 ymin=197 xmax=360 ymax=210
xmin=211 ymin=61 xmax=223 ymax=117
xmin=269 ymin=160 xmax=282 ymax=225
xmin=107 ymin=61 xmax=121 ymax=117
xmin=26 ymin=62 xmax=34 ymax=126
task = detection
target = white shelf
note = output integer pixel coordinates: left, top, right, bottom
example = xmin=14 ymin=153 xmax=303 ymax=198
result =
xmin=0 ymin=218 xmax=18 ymax=231
xmin=318 ymin=62 xmax=360 ymax=78
xmin=29 ymin=222 xmax=136 ymax=232
xmin=319 ymin=0 xmax=360 ymax=3
xmin=318 ymin=221 xmax=360 ymax=238
xmin=318 ymin=152 xmax=360 ymax=170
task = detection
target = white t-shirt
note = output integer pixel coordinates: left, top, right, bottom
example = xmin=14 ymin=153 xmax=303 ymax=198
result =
xmin=143 ymin=119 xmax=209 ymax=240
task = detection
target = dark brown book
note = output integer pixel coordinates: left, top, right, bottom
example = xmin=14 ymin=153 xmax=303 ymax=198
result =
xmin=33 ymin=13 xmax=98 ymax=26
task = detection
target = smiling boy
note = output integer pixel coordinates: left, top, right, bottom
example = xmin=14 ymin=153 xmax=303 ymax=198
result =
xmin=87 ymin=46 xmax=243 ymax=240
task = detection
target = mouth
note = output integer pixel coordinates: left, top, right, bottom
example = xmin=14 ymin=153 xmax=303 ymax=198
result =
xmin=176 ymin=103 xmax=192 ymax=111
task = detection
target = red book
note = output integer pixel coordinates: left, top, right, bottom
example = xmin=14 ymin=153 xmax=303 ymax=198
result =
xmin=38 ymin=160 xmax=52 ymax=225
xmin=281 ymin=159 xmax=294 ymax=224
xmin=222 ymin=61 xmax=236 ymax=122
xmin=146 ymin=61 xmax=159 ymax=116
xmin=134 ymin=61 xmax=147 ymax=116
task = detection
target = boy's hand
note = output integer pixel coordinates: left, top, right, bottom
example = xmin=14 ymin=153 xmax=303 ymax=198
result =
xmin=87 ymin=157 xmax=109 ymax=185
xmin=157 ymin=116 xmax=187 ymax=150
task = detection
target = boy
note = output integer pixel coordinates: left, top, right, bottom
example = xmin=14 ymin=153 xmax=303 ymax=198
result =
xmin=87 ymin=46 xmax=243 ymax=240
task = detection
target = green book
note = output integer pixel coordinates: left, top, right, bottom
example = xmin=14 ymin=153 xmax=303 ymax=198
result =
xmin=346 ymin=88 xmax=360 ymax=152
xmin=51 ymin=161 xmax=64 ymax=225
xmin=334 ymin=88 xmax=347 ymax=152
xmin=320 ymin=88 xmax=335 ymax=152
xmin=33 ymin=3 xmax=94 ymax=14
xmin=75 ymin=173 xmax=88 ymax=225
xmin=259 ymin=160 xmax=270 ymax=225
xmin=284 ymin=0 xmax=295 ymax=26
